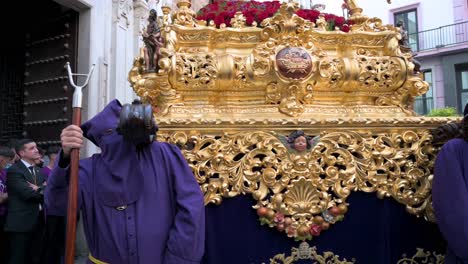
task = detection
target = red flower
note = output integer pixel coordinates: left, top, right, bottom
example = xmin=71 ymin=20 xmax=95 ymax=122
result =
xmin=196 ymin=1 xmax=348 ymax=31
xmin=335 ymin=17 xmax=346 ymax=27
xmin=340 ymin=24 xmax=350 ymax=32
xmin=245 ymin=13 xmax=255 ymax=25
xmin=324 ymin=13 xmax=336 ymax=22
xmin=214 ymin=16 xmax=225 ymax=27
xmin=257 ymin=12 xmax=269 ymax=23
xmin=208 ymin=4 xmax=219 ymax=11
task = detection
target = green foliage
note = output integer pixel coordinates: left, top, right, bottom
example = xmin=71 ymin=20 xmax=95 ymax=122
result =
xmin=426 ymin=107 xmax=459 ymax=117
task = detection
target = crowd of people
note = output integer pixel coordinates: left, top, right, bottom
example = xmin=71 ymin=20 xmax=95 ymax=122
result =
xmin=0 ymin=139 xmax=63 ymax=264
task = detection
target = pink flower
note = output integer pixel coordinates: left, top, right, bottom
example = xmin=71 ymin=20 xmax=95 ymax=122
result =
xmin=273 ymin=213 xmax=285 ymax=224
xmin=310 ymin=224 xmax=322 ymax=236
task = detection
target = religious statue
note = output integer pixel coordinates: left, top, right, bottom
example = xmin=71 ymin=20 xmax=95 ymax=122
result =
xmin=143 ymin=9 xmax=165 ymax=72
xmin=396 ymin=21 xmax=411 ymax=53
xmin=396 ymin=20 xmax=422 ymax=74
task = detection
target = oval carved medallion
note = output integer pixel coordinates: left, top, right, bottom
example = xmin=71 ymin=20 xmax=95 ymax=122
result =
xmin=276 ymin=47 xmax=313 ymax=79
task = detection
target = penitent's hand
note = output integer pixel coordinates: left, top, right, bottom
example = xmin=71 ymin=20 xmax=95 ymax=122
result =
xmin=60 ymin=125 xmax=84 ymax=158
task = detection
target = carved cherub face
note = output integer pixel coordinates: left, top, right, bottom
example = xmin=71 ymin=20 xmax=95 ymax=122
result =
xmin=294 ymin=136 xmax=308 ymax=152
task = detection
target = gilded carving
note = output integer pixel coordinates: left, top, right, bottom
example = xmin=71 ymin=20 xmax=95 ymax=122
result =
xmin=376 ymin=75 xmax=429 ymax=113
xmin=129 ymin=1 xmax=450 ymax=243
xmin=397 ymin=249 xmax=445 ymax=264
xmin=269 ymin=242 xmax=355 ymax=264
xmin=175 ymin=54 xmax=218 ymax=90
xmin=278 ymin=85 xmax=305 ymax=117
xmin=128 ymin=57 xmax=180 ymax=114
xmin=233 ymin=56 xmax=250 ymax=89
xmin=130 ymin=0 xmax=427 ymax=117
xmin=179 ymin=33 xmax=209 ymax=41
xmin=318 ymin=58 xmax=344 ymax=88
xmin=356 ymin=56 xmax=405 ymax=90
xmin=230 ymin=11 xmax=247 ymax=29
xmin=158 ymin=129 xmax=439 ymax=239
xmin=172 ymin=0 xmax=197 ymax=27
xmin=344 ymin=0 xmax=392 ymax=26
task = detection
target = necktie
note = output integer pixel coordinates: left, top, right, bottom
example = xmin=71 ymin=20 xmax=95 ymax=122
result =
xmin=28 ymin=166 xmax=42 ymax=210
xmin=28 ymin=166 xmax=35 ymax=177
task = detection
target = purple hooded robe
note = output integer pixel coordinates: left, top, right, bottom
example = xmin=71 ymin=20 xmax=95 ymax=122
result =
xmin=45 ymin=99 xmax=205 ymax=264
xmin=433 ymin=138 xmax=468 ymax=264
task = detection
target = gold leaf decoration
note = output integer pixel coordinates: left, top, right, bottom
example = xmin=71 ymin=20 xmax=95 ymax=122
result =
xmin=159 ymin=129 xmax=439 ymax=239
xmin=397 ymin=248 xmax=445 ymax=264
xmin=268 ymin=242 xmax=355 ymax=264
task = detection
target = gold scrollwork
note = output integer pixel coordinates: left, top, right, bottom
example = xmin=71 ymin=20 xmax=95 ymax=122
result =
xmin=172 ymin=0 xmax=197 ymax=27
xmin=175 ymin=54 xmax=218 ymax=90
xmin=159 ymin=129 xmax=438 ymax=240
xmin=130 ymin=0 xmax=427 ymax=118
xmin=356 ymin=56 xmax=405 ymax=90
xmin=230 ymin=11 xmax=247 ymax=29
xmin=318 ymin=58 xmax=345 ymax=88
xmin=128 ymin=57 xmax=180 ymax=114
xmin=397 ymin=248 xmax=445 ymax=264
xmin=268 ymin=242 xmax=355 ymax=264
xmin=376 ymin=75 xmax=429 ymax=113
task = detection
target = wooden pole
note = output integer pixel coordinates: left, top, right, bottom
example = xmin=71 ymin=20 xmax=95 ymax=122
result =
xmin=63 ymin=62 xmax=94 ymax=264
xmin=64 ymin=108 xmax=81 ymax=264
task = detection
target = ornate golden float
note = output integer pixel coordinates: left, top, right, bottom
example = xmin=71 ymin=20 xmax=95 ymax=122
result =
xmin=129 ymin=0 xmax=458 ymax=243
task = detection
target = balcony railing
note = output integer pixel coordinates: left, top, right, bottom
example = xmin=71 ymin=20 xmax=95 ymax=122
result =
xmin=409 ymin=21 xmax=468 ymax=52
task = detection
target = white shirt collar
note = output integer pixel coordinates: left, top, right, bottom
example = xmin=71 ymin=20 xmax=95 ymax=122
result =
xmin=21 ymin=159 xmax=34 ymax=168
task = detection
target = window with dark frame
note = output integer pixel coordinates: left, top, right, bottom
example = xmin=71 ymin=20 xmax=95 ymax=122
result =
xmin=394 ymin=9 xmax=419 ymax=51
xmin=414 ymin=70 xmax=433 ymax=115
xmin=456 ymin=64 xmax=468 ymax=113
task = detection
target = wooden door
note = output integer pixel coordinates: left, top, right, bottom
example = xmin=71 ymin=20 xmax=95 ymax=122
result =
xmin=22 ymin=2 xmax=79 ymax=148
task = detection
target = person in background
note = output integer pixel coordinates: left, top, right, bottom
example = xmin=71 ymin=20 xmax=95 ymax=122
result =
xmin=433 ymin=103 xmax=468 ymax=264
xmin=35 ymin=147 xmax=45 ymax=168
xmin=41 ymin=145 xmax=64 ymax=264
xmin=0 ymin=146 xmax=15 ymax=263
xmin=5 ymin=139 xmax=46 ymax=264
xmin=41 ymin=145 xmax=60 ymax=180
xmin=5 ymin=139 xmax=20 ymax=163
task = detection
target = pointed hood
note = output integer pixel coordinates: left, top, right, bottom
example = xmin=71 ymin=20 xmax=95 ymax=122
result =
xmin=81 ymin=99 xmax=144 ymax=207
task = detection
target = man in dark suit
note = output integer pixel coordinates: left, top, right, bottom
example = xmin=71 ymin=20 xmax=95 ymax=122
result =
xmin=5 ymin=139 xmax=46 ymax=264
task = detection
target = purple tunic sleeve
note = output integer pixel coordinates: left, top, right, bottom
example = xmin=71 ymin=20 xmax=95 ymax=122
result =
xmin=163 ymin=144 xmax=205 ymax=264
xmin=433 ymin=139 xmax=468 ymax=260
xmin=45 ymin=152 xmax=90 ymax=217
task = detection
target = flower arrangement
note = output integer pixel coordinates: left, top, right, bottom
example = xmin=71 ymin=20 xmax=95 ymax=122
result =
xmin=196 ymin=0 xmax=352 ymax=32
xmin=257 ymin=204 xmax=348 ymax=240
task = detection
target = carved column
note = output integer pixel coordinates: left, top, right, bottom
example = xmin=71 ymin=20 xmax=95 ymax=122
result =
xmin=133 ymin=0 xmax=149 ymax=56
xmin=111 ymin=0 xmax=136 ymax=103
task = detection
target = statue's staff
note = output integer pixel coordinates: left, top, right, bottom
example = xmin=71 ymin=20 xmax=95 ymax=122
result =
xmin=64 ymin=62 xmax=95 ymax=264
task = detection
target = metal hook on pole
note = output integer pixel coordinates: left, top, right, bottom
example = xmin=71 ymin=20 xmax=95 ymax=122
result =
xmin=66 ymin=62 xmax=95 ymax=108
xmin=64 ymin=61 xmax=95 ymax=264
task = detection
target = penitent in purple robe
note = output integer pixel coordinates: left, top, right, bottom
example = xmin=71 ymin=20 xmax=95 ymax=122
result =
xmin=433 ymin=138 xmax=468 ymax=264
xmin=45 ymin=100 xmax=205 ymax=264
